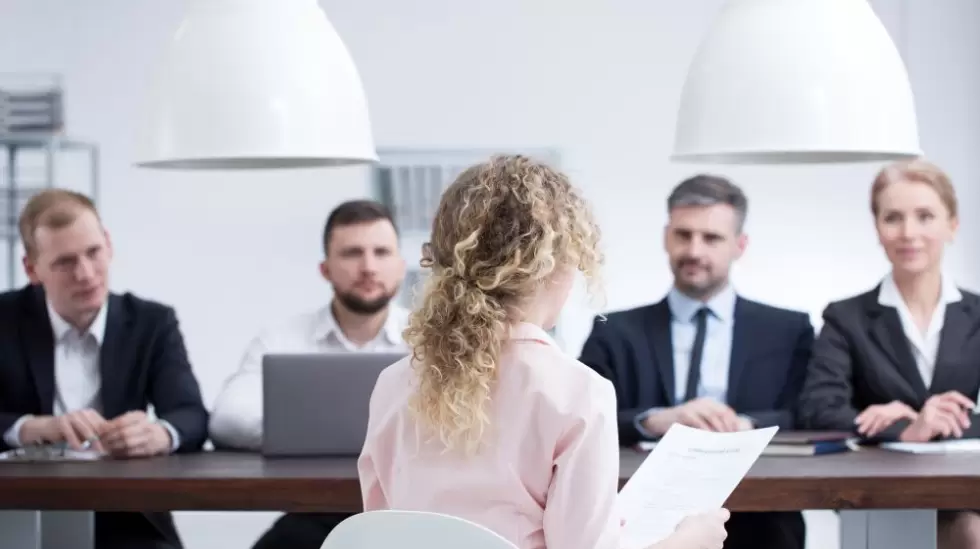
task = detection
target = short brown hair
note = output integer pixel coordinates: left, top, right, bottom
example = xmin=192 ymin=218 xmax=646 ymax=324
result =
xmin=19 ymin=189 xmax=100 ymax=257
xmin=668 ymin=174 xmax=749 ymax=233
xmin=871 ymin=159 xmax=958 ymax=218
xmin=322 ymin=199 xmax=396 ymax=255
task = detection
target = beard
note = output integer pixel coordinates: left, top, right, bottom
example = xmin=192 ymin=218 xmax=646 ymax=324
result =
xmin=334 ymin=287 xmax=397 ymax=315
xmin=671 ymin=259 xmax=726 ymax=300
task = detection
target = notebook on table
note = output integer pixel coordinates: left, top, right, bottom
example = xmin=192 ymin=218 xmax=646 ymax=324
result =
xmin=762 ymin=431 xmax=856 ymax=456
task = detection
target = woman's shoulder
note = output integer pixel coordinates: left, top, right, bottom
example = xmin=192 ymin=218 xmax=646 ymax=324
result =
xmin=370 ymin=354 xmax=416 ymax=400
xmin=510 ymin=342 xmax=616 ymax=419
xmin=820 ymin=286 xmax=880 ymax=320
xmin=958 ymin=287 xmax=980 ymax=303
xmin=383 ymin=353 xmax=414 ymax=378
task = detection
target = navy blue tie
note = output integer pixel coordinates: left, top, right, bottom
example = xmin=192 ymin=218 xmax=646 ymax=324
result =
xmin=684 ymin=307 xmax=710 ymax=402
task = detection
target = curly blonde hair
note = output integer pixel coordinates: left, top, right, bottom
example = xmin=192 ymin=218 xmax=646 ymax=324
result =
xmin=403 ymin=154 xmax=604 ymax=455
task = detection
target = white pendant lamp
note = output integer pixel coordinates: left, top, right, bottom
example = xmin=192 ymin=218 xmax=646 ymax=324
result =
xmin=135 ymin=0 xmax=377 ymax=169
xmin=672 ymin=0 xmax=921 ymax=164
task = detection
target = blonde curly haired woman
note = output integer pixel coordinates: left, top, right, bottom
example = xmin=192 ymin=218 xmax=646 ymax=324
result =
xmin=357 ymin=155 xmax=729 ymax=549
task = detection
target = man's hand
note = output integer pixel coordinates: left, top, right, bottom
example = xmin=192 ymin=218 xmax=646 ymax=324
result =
xmin=900 ymin=391 xmax=975 ymax=442
xmin=99 ymin=411 xmax=172 ymax=458
xmin=735 ymin=415 xmax=754 ymax=431
xmin=19 ymin=409 xmax=107 ymax=451
xmin=643 ymin=398 xmax=741 ymax=436
xmin=855 ymin=401 xmax=919 ymax=438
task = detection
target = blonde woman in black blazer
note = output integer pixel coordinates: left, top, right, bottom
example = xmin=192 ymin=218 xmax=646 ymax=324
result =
xmin=798 ymin=159 xmax=980 ymax=549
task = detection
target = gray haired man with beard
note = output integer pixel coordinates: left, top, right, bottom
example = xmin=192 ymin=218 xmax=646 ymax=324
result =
xmin=209 ymin=200 xmax=408 ymax=549
xmin=578 ymin=175 xmax=814 ymax=549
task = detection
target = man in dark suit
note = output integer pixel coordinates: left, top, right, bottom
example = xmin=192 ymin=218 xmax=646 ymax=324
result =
xmin=0 ymin=189 xmax=209 ymax=549
xmin=579 ymin=175 xmax=814 ymax=549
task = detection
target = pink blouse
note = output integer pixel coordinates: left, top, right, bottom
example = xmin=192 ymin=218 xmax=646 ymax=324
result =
xmin=357 ymin=322 xmax=623 ymax=549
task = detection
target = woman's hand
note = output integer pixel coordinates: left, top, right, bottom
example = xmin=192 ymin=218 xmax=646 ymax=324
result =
xmin=854 ymin=401 xmax=919 ymax=437
xmin=667 ymin=508 xmax=730 ymax=549
xmin=900 ymin=392 xmax=974 ymax=442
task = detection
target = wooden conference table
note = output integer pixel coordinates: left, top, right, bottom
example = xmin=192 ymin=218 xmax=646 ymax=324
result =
xmin=0 ymin=447 xmax=977 ymax=549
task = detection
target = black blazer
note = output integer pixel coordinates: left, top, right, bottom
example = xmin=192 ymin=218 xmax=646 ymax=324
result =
xmin=579 ymin=296 xmax=815 ymax=447
xmin=0 ymin=284 xmax=209 ymax=548
xmin=798 ymin=286 xmax=980 ymax=442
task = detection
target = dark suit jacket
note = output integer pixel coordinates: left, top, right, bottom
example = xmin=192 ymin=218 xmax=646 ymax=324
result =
xmin=579 ymin=296 xmax=815 ymax=447
xmin=798 ymin=286 xmax=980 ymax=442
xmin=0 ymin=284 xmax=209 ymax=548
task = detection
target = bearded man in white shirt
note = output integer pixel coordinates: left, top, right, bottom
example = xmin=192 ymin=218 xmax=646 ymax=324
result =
xmin=209 ymin=199 xmax=409 ymax=549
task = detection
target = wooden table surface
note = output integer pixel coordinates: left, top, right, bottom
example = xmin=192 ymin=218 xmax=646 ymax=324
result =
xmin=1 ymin=448 xmax=979 ymax=512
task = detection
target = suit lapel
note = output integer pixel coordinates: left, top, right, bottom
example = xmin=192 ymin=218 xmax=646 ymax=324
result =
xmin=727 ymin=298 xmax=750 ymax=406
xmin=930 ymin=297 xmax=980 ymax=394
xmin=98 ymin=294 xmax=126 ymax=419
xmin=865 ymin=293 xmax=929 ymax=400
xmin=23 ymin=286 xmax=56 ymax=414
xmin=646 ymin=300 xmax=676 ymax=406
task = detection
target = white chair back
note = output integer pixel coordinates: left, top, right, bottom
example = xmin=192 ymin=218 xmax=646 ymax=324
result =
xmin=320 ymin=510 xmax=519 ymax=549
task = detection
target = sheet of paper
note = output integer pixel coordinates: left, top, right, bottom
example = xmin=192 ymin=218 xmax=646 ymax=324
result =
xmin=881 ymin=439 xmax=980 ymax=454
xmin=618 ymin=424 xmax=778 ymax=549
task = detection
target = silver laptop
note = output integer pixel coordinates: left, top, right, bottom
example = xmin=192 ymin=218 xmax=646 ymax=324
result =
xmin=261 ymin=352 xmax=405 ymax=457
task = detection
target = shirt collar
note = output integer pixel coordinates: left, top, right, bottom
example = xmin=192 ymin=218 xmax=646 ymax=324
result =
xmin=47 ymin=298 xmax=109 ymax=345
xmin=667 ymin=283 xmax=737 ymax=323
xmin=878 ymin=272 xmax=962 ymax=308
xmin=509 ymin=322 xmax=560 ymax=347
xmin=313 ymin=302 xmax=405 ymax=345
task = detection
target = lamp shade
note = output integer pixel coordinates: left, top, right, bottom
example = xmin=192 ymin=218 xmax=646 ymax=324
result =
xmin=135 ymin=0 xmax=377 ymax=169
xmin=672 ymin=0 xmax=921 ymax=164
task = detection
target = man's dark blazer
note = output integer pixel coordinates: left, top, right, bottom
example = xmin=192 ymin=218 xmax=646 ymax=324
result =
xmin=579 ymin=294 xmax=815 ymax=549
xmin=798 ymin=286 xmax=980 ymax=442
xmin=0 ymin=284 xmax=209 ymax=549
xmin=579 ymin=295 xmax=815 ymax=447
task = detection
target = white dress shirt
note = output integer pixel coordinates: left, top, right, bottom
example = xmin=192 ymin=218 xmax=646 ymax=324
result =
xmin=878 ymin=272 xmax=962 ymax=388
xmin=666 ymin=284 xmax=737 ymax=404
xmin=2 ymin=299 xmax=180 ymax=450
xmin=208 ymin=303 xmax=410 ymax=450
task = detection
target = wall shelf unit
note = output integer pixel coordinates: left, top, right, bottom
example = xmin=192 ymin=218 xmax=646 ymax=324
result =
xmin=0 ymin=132 xmax=100 ymax=289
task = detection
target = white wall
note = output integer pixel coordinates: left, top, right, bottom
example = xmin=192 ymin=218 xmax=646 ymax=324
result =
xmin=0 ymin=1 xmax=977 ymax=548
